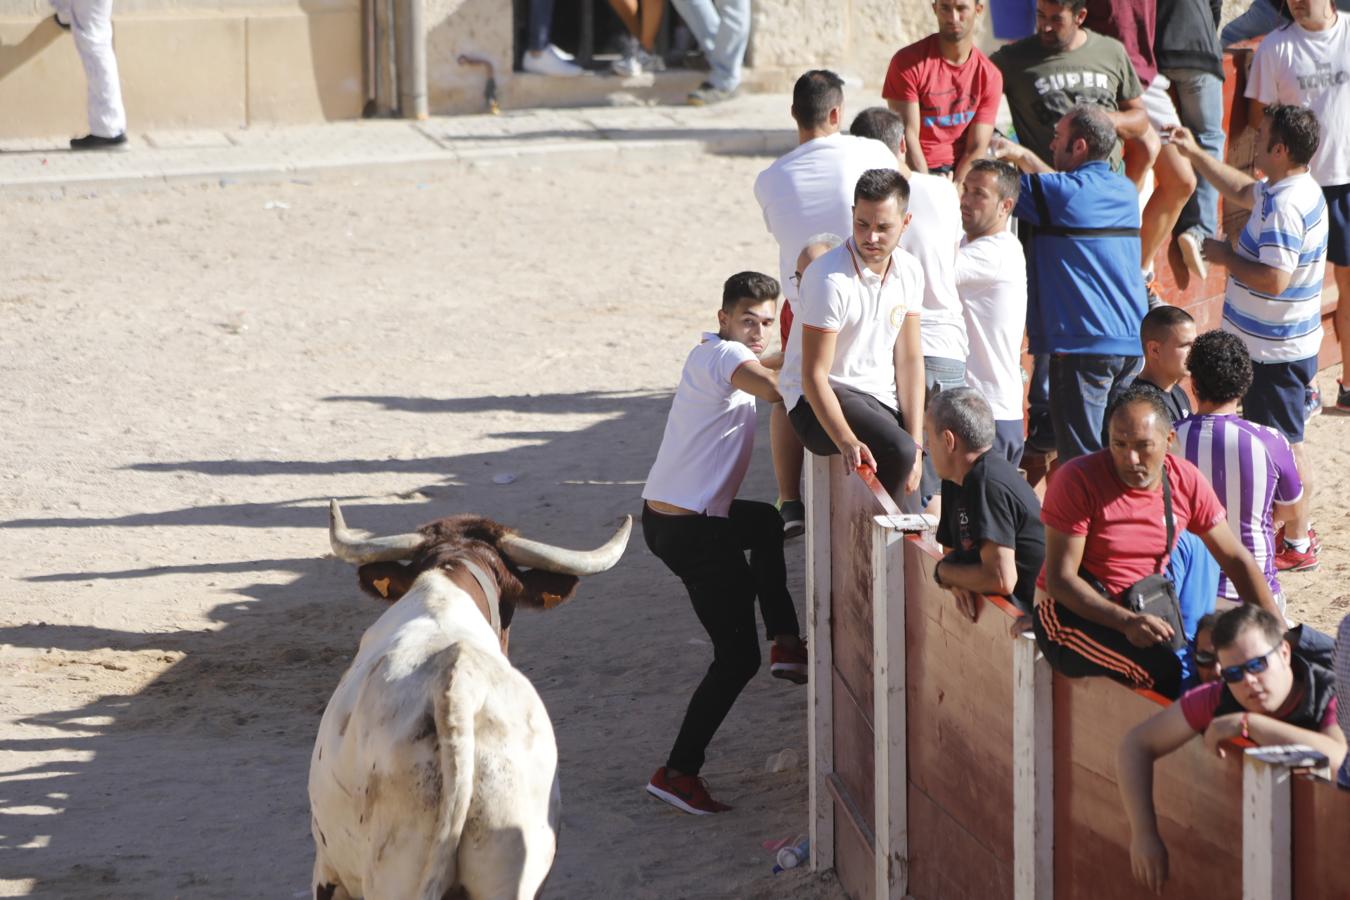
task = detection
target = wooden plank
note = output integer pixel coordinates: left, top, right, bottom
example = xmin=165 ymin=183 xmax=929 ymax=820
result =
xmin=907 ymin=783 xmax=1014 ymax=900
xmin=1013 ymin=634 xmax=1053 ymax=900
xmin=1291 ymin=774 xmax=1350 ymax=899
xmin=807 ymin=452 xmax=835 ymax=871
xmin=833 ymin=668 xmax=876 ymax=837
xmin=872 ymin=523 xmax=907 ymax=900
xmin=1053 ymin=677 xmax=1243 ymax=898
xmin=830 ymin=457 xmax=878 ymax=719
xmin=1243 ymin=758 xmax=1291 ymax=900
xmin=902 ymin=536 xmax=1016 ymax=894
xmin=834 ymin=788 xmax=877 ymax=900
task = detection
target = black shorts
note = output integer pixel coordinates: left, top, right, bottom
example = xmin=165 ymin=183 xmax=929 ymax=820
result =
xmin=1244 ymin=354 xmax=1318 ymax=443
xmin=1325 ymin=182 xmax=1350 ymax=268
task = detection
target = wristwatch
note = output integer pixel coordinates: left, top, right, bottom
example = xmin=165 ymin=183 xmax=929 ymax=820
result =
xmin=933 ymin=558 xmax=946 ymax=588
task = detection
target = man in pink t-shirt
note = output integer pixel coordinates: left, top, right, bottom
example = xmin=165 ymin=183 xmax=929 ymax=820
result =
xmin=1117 ymin=604 xmax=1344 ymax=893
xmin=882 ymin=0 xmax=1002 ymax=183
xmin=1033 ymin=385 xmax=1280 ymax=699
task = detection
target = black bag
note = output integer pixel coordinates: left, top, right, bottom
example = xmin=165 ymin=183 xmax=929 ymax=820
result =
xmin=1120 ymin=469 xmax=1185 ymax=651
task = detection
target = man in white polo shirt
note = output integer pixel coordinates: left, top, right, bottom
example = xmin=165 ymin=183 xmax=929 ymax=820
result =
xmin=753 ymin=69 xmax=899 ymax=536
xmin=780 ymin=168 xmax=927 ymax=497
xmin=956 ymin=158 xmax=1028 ymax=466
xmin=642 ymin=271 xmax=808 ymax=816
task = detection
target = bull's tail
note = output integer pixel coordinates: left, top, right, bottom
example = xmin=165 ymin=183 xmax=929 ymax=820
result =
xmin=417 ymin=646 xmax=483 ymax=900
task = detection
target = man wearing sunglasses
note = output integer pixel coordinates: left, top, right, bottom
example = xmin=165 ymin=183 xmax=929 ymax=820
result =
xmin=1118 ymin=604 xmax=1345 ymax=892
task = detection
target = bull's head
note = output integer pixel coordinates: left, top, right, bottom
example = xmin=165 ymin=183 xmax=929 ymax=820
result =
xmin=326 ymin=500 xmax=631 ymax=653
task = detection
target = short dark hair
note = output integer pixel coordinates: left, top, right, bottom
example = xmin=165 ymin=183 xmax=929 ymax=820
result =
xmin=1139 ymin=304 xmax=1194 ymax=347
xmin=849 ymin=107 xmax=904 ymax=156
xmin=1211 ymin=604 xmax=1286 ymax=653
xmin=1187 ymin=330 xmax=1253 ymax=405
xmin=1107 ymin=382 xmax=1172 ymax=436
xmin=792 ymin=70 xmax=845 ymax=130
xmin=1061 ymin=103 xmax=1117 ymax=162
xmin=721 ymin=271 xmax=779 ymax=312
xmin=1049 ymin=0 xmax=1089 ymax=12
xmin=854 ymin=168 xmax=910 ymax=210
xmin=1195 ymin=611 xmax=1222 ymax=638
xmin=966 ymin=158 xmax=1021 ymax=203
xmin=926 ymin=386 xmax=996 ymax=451
xmin=1263 ymin=104 xmax=1320 ymax=166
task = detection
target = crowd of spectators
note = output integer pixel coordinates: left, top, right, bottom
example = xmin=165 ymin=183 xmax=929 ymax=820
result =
xmin=640 ymin=3 xmax=1349 ymax=890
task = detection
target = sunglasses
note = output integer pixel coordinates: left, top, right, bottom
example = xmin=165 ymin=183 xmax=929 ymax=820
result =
xmin=1219 ymin=643 xmax=1282 ymax=684
xmin=1194 ymin=650 xmax=1217 ymax=667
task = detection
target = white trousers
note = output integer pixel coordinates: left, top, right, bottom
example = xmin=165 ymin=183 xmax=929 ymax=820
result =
xmin=50 ymin=0 xmax=126 ymax=137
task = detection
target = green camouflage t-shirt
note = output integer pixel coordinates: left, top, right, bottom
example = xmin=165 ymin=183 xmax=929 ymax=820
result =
xmin=991 ymin=30 xmax=1143 ymax=168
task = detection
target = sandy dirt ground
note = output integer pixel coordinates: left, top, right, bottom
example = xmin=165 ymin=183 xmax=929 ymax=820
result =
xmin=0 ymin=147 xmax=1346 ymax=899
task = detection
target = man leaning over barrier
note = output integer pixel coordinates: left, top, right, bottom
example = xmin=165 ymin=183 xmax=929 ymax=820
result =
xmin=1032 ymin=385 xmax=1281 ymax=700
xmin=1118 ymin=604 xmax=1345 ymax=893
xmin=926 ymin=387 xmax=1045 ymax=635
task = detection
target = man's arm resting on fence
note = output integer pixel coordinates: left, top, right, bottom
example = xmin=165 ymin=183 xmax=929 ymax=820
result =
xmin=1117 ymin=703 xmax=1197 ymax=894
xmin=1199 ymin=520 xmax=1282 ymax=618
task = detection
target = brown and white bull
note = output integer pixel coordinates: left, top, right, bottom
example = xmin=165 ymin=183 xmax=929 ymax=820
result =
xmin=310 ymin=500 xmax=631 ymax=900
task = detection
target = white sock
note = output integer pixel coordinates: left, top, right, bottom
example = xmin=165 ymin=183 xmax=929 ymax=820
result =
xmin=1286 ymin=536 xmax=1311 ymax=553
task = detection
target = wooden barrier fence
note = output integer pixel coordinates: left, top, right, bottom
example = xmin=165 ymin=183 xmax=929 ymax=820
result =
xmin=805 ymin=454 xmax=1350 ymax=900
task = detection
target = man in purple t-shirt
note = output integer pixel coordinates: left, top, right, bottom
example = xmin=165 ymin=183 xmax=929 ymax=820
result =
xmin=1175 ymin=332 xmax=1306 ymax=604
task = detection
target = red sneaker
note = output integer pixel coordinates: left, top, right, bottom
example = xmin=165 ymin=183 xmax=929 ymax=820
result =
xmin=646 ymin=767 xmax=732 ymax=815
xmin=770 ymin=641 xmax=808 ymax=684
xmin=1274 ymin=524 xmax=1321 ymax=555
xmin=1274 ymin=540 xmax=1319 ymax=573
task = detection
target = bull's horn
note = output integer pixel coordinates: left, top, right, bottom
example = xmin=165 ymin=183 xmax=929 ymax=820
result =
xmin=328 ymin=500 xmax=424 ymax=564
xmin=499 ymin=515 xmax=632 ymax=575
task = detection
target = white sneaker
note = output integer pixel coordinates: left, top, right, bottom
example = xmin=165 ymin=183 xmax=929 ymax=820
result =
xmin=523 ymin=44 xmax=584 ymax=77
xmin=1177 ymin=228 xmax=1208 ymax=280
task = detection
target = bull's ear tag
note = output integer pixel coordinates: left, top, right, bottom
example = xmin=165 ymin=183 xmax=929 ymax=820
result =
xmin=373 ymin=577 xmax=391 ymax=598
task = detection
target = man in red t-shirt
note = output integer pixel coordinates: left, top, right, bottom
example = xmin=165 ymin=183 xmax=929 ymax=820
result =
xmin=1033 ymin=385 xmax=1280 ymax=699
xmin=882 ymin=0 xmax=1002 ymax=183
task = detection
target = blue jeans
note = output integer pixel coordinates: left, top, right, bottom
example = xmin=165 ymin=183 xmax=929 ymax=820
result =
xmin=993 ymin=419 xmax=1026 ymax=468
xmin=527 ymin=0 xmax=554 ymax=51
xmin=1165 ymin=68 xmax=1226 ymax=239
xmin=922 ymin=356 xmax=967 ymax=502
xmin=668 ymin=0 xmax=751 ymax=91
xmin=1221 ymin=0 xmax=1350 ymax=45
xmin=1027 ymin=353 xmax=1053 ymax=452
xmin=1049 ymin=354 xmax=1141 ymax=462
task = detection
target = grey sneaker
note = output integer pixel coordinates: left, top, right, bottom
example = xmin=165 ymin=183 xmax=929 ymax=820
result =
xmin=688 ymin=82 xmax=737 ymax=106
xmin=1177 ymin=227 xmax=1208 ymax=279
xmin=779 ymin=500 xmax=805 ymax=539
xmin=636 ymin=46 xmax=666 ymax=73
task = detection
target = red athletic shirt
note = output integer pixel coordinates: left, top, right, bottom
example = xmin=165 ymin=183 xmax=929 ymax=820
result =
xmin=1180 ymin=679 xmax=1339 ymax=734
xmin=1036 ymin=452 xmax=1226 ymax=599
xmin=881 ymin=35 xmax=1003 ymax=169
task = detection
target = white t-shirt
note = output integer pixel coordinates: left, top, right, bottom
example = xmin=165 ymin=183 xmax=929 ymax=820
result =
xmin=901 ymin=173 xmax=967 ymax=360
xmin=753 ymin=133 xmax=901 ymax=302
xmin=956 ymin=230 xmax=1027 ymax=421
xmin=643 ymin=333 xmax=759 ymax=517
xmin=778 ymin=239 xmax=925 ymax=412
xmin=1246 ymin=13 xmax=1350 ymax=187
xmin=1223 ymin=173 xmax=1327 ymax=362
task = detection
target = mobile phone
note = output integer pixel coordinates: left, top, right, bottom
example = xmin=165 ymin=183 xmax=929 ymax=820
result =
xmin=1244 ymin=744 xmax=1329 ymax=768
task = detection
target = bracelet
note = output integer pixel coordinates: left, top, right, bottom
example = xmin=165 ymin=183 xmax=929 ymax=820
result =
xmin=933 ymin=559 xmax=946 ymax=588
xmin=1240 ymin=712 xmax=1250 ymax=741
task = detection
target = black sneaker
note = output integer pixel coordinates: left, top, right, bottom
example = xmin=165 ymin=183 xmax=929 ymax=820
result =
xmin=70 ymin=133 xmax=127 ymax=150
xmin=1337 ymin=380 xmax=1350 ymax=412
xmin=688 ymin=82 xmax=737 ymax=106
xmin=52 ymin=13 xmax=70 ymax=29
xmin=779 ymin=500 xmax=805 ymax=539
xmin=1305 ymin=383 xmax=1323 ymax=420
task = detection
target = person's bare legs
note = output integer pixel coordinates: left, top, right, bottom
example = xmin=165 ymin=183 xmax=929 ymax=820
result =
xmin=1286 ymin=441 xmax=1311 ymax=541
xmin=770 ymin=402 xmax=803 ymax=503
xmin=1140 ymin=143 xmax=1197 ymax=272
xmin=1123 ymin=128 xmax=1160 ymax=191
xmin=1334 ymin=265 xmax=1350 ymax=403
xmin=639 ymin=0 xmax=664 ymax=50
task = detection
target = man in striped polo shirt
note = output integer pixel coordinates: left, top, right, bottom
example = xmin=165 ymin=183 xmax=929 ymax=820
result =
xmin=1164 ymin=105 xmax=1326 ymax=571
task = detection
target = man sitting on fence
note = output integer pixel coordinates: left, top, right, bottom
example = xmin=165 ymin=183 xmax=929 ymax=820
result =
xmin=1117 ymin=604 xmax=1346 ymax=892
xmin=778 ymin=168 xmax=927 ymax=497
xmin=926 ymin=387 xmax=1044 ymax=632
xmin=1033 ymin=385 xmax=1281 ymax=699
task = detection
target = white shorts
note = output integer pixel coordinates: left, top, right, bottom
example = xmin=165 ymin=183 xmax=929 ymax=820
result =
xmin=1141 ymin=74 xmax=1180 ymax=131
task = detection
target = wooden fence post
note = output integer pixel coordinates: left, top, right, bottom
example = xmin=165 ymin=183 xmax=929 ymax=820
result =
xmin=807 ymin=453 xmax=834 ymax=872
xmin=872 ymin=521 xmax=907 ymax=899
xmin=1242 ymin=756 xmax=1291 ymax=900
xmin=1013 ymin=636 xmax=1053 ymax=900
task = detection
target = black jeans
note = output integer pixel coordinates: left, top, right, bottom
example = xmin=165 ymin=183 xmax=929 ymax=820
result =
xmin=788 ymin=389 xmax=918 ymax=496
xmin=643 ymin=500 xmax=800 ymax=776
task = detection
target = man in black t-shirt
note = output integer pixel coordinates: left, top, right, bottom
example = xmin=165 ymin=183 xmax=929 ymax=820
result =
xmin=1104 ymin=304 xmax=1196 ymax=441
xmin=926 ymin=387 xmax=1046 ymax=631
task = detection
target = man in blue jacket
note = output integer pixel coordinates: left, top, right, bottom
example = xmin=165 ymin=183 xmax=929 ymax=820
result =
xmin=994 ymin=103 xmax=1149 ymax=462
